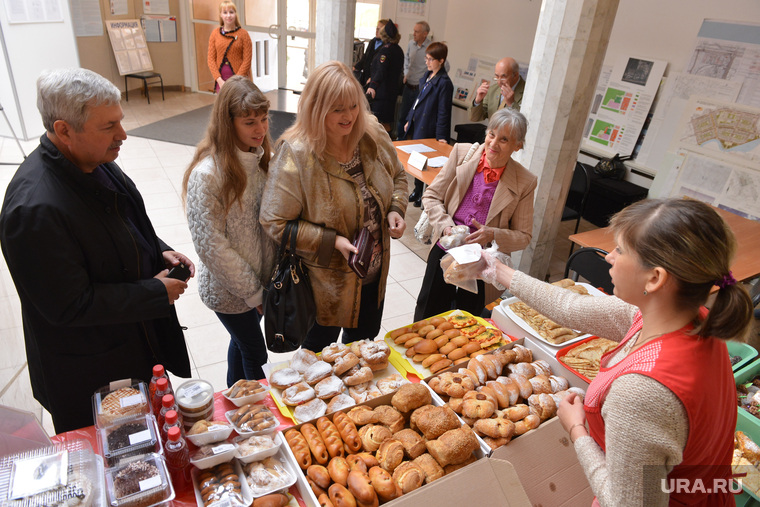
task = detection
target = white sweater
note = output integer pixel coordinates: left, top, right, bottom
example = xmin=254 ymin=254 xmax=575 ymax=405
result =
xmin=186 ymin=147 xmax=278 ymax=314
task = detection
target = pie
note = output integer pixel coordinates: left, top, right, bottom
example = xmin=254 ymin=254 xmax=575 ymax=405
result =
xmin=472 ymin=328 xmax=502 ymax=348
xmin=559 ymin=337 xmax=618 ymax=379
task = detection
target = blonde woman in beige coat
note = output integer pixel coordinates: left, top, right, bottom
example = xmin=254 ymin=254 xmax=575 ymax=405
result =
xmin=260 ymin=61 xmax=408 ymax=352
xmin=414 ymin=108 xmax=537 ymax=320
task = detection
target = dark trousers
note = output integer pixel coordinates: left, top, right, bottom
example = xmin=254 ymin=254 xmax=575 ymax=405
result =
xmin=302 ymin=281 xmax=384 ymax=352
xmin=414 ymin=244 xmax=486 ymax=321
xmin=397 ymin=85 xmax=419 ymax=139
xmin=216 ymin=309 xmax=268 ymax=386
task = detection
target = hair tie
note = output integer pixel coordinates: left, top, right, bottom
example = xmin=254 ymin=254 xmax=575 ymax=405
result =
xmin=716 ymin=271 xmax=736 ymax=289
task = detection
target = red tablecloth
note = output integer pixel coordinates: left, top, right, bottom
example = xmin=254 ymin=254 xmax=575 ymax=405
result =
xmin=51 ymin=385 xmax=305 ymax=506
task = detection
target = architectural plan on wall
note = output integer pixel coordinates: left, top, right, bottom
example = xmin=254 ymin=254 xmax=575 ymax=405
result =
xmin=669 ymin=97 xmax=760 ymax=166
xmin=686 ymin=20 xmax=760 ymax=109
xmin=581 ymin=56 xmax=666 ymax=158
xmin=668 ymin=149 xmax=760 ymax=221
xmin=635 ymin=73 xmax=742 ymax=170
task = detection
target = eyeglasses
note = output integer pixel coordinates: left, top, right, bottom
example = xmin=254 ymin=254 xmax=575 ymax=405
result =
xmin=493 ymin=74 xmax=511 ymax=82
xmin=425 ymin=56 xmax=435 ymax=62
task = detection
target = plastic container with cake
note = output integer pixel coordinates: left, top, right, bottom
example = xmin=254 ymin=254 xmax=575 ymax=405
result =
xmin=98 ymin=414 xmax=162 ymax=467
xmin=174 ymin=379 xmax=215 ymax=429
xmin=93 ymin=379 xmax=151 ymax=428
xmin=105 ymin=452 xmax=174 ymax=507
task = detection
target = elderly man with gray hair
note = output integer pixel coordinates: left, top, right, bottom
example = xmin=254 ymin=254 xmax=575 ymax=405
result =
xmin=469 ymin=57 xmax=525 ymax=121
xmin=0 ymin=68 xmax=194 ymax=433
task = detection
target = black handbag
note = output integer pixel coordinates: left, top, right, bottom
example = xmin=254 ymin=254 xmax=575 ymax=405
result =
xmin=263 ymin=221 xmax=316 ymax=353
xmin=594 ymin=153 xmax=631 ymax=180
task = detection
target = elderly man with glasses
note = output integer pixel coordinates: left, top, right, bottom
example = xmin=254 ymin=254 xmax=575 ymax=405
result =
xmin=469 ymin=57 xmax=525 ymax=121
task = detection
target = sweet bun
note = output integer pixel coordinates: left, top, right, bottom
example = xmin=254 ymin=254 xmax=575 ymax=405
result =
xmin=347 ymin=470 xmax=378 ymax=507
xmin=391 ymin=383 xmax=432 ymax=413
xmin=391 ymin=461 xmax=425 ymax=494
xmin=326 ymin=394 xmax=356 ymax=414
xmin=343 ymin=366 xmax=373 ymax=387
xmin=358 ymin=424 xmax=392 ymax=453
xmin=307 ymin=465 xmax=332 ymax=489
xmin=425 ymin=425 xmax=479 ymax=468
xmin=305 ymin=361 xmax=335 ymax=385
xmin=322 ymin=343 xmax=350 ymax=363
xmin=291 ymin=348 xmax=319 ymax=373
xmin=346 ymin=454 xmax=368 ymax=474
xmin=410 ymin=405 xmax=461 ymax=440
xmin=376 ymin=438 xmax=405 ymax=473
xmin=294 ymin=398 xmax=327 ymax=423
xmin=333 ymin=352 xmax=360 ymax=376
xmin=328 ymin=483 xmax=356 ymax=507
xmin=412 ymin=453 xmax=444 ymax=484
xmin=318 ymin=493 xmax=335 ymax=507
xmin=376 ymin=374 xmax=408 ymax=395
xmin=346 ymin=406 xmax=378 ymax=426
xmin=269 ymin=367 xmax=303 ymax=389
xmin=315 ymin=375 xmax=346 ymax=400
xmin=327 ymin=456 xmax=350 ymax=486
xmin=393 ymin=428 xmax=427 ymax=459
xmin=281 ymin=381 xmax=316 ymax=406
xmin=252 ymin=493 xmax=290 ymax=507
xmin=333 ymin=411 xmax=362 ymax=453
xmin=373 ymin=405 xmax=405 ymax=434
xmin=368 ymin=466 xmax=402 ymax=503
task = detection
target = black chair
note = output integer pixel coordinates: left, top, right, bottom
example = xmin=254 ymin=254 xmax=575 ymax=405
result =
xmin=454 ymin=123 xmax=486 ymax=144
xmin=564 ymin=247 xmax=614 ymax=294
xmin=125 ymin=72 xmax=165 ymax=104
xmin=562 ymin=162 xmax=592 ymax=256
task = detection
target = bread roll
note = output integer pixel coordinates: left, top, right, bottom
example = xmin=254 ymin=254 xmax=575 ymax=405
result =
xmin=410 ymin=405 xmax=461 ymax=440
xmin=333 ymin=410 xmax=362 ymax=453
xmin=328 ymin=483 xmax=356 ymax=507
xmin=327 ymin=456 xmax=350 ymax=486
xmin=301 ymin=423 xmax=330 ymax=465
xmin=391 ymin=383 xmax=432 ymax=413
xmin=391 ymin=461 xmax=425 ymax=494
xmin=347 ymin=470 xmax=378 ymax=507
xmin=307 ymin=464 xmax=332 ymax=489
xmin=425 ymin=425 xmax=479 ymax=468
xmin=284 ymin=429 xmax=312 ymax=469
xmin=412 ymin=453 xmax=444 ymax=484
xmin=368 ymin=466 xmax=401 ymax=503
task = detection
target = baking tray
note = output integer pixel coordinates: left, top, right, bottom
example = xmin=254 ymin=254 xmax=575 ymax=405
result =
xmin=384 ymin=309 xmax=515 ymax=379
xmin=498 ymin=282 xmax=607 ymax=348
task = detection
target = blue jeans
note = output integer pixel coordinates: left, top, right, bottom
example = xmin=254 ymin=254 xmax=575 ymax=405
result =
xmin=301 ymin=281 xmax=384 ymax=352
xmin=215 ymin=309 xmax=268 ymax=386
xmin=397 ymin=85 xmax=419 ymax=140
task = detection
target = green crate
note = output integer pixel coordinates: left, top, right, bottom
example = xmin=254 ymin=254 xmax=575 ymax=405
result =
xmin=736 ymin=360 xmax=760 ymax=502
xmin=731 ymin=341 xmax=760 ymax=376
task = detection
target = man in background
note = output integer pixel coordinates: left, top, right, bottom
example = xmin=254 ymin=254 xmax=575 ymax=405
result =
xmin=354 ymin=19 xmax=386 ymax=89
xmin=0 ymin=68 xmax=194 ymax=433
xmin=397 ymin=21 xmax=431 ymax=140
xmin=469 ymin=57 xmax=525 ymax=121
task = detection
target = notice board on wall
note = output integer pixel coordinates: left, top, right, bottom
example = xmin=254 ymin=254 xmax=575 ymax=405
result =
xmin=105 ymin=19 xmax=153 ymax=75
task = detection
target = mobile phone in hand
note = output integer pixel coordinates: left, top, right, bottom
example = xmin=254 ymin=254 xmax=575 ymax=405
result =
xmin=166 ymin=262 xmax=191 ymax=281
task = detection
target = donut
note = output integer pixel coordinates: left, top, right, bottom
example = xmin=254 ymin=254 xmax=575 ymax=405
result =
xmin=269 ymin=367 xmax=302 ymax=389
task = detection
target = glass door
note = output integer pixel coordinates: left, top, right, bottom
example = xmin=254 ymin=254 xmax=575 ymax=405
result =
xmin=242 ymin=0 xmax=279 ymax=92
xmin=244 ymin=0 xmax=315 ymax=92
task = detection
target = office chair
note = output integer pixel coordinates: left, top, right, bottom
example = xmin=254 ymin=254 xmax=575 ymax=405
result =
xmin=564 ymin=247 xmax=614 ymax=294
xmin=561 ymin=162 xmax=592 ymax=256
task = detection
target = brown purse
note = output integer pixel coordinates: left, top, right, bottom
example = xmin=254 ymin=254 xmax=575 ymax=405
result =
xmin=348 ymin=226 xmax=375 ymax=279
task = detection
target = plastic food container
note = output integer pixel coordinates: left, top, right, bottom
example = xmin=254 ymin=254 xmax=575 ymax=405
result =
xmin=179 ymin=406 xmax=215 ymax=430
xmin=240 ymin=450 xmax=296 ymax=498
xmin=105 ymin=452 xmax=174 ymax=507
xmin=0 ymin=439 xmax=105 ymax=507
xmin=728 ymin=341 xmax=759 ymax=375
xmin=93 ymin=379 xmax=151 ymax=428
xmin=175 ymin=379 xmax=214 ymax=429
xmin=225 ymin=405 xmax=278 ymax=437
xmin=189 ymin=442 xmax=237 ymax=470
xmin=185 ymin=421 xmax=233 ymax=447
xmin=98 ymin=414 xmax=161 ymax=466
xmin=233 ymin=433 xmax=280 ymax=463
xmin=191 ymin=459 xmax=251 ymax=507
xmin=222 ymin=380 xmax=270 ymax=407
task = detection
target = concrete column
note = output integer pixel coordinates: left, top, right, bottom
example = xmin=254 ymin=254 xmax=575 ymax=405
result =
xmin=315 ymin=0 xmax=356 ymax=67
xmin=515 ymin=0 xmax=620 ymax=278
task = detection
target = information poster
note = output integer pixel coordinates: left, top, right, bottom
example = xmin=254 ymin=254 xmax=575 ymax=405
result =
xmin=4 ymin=0 xmax=63 ymax=23
xmin=581 ymin=55 xmax=667 ymax=157
xmin=106 ymin=20 xmax=153 ymax=75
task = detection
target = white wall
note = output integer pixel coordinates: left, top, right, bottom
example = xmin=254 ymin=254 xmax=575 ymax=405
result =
xmin=0 ymin=1 xmax=79 ymax=141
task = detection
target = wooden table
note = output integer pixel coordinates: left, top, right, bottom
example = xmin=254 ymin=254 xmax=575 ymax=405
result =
xmin=569 ymin=205 xmax=760 ymax=287
xmin=393 ymin=138 xmax=452 ymax=186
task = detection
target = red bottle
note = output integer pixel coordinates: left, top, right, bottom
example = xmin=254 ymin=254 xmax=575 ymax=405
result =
xmin=164 ymin=426 xmax=191 ymax=490
xmin=148 ymin=364 xmax=170 ymax=404
xmin=161 ymin=410 xmax=184 ymax=443
xmin=158 ymin=394 xmax=180 ymax=430
xmin=152 ymin=377 xmax=173 ymax=417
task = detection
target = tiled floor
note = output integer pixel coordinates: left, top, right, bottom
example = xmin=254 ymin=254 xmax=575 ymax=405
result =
xmin=0 ymin=89 xmax=591 ymax=436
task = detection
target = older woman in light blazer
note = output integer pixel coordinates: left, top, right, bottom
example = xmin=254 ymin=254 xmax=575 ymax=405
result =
xmin=414 ymin=108 xmax=536 ymax=320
